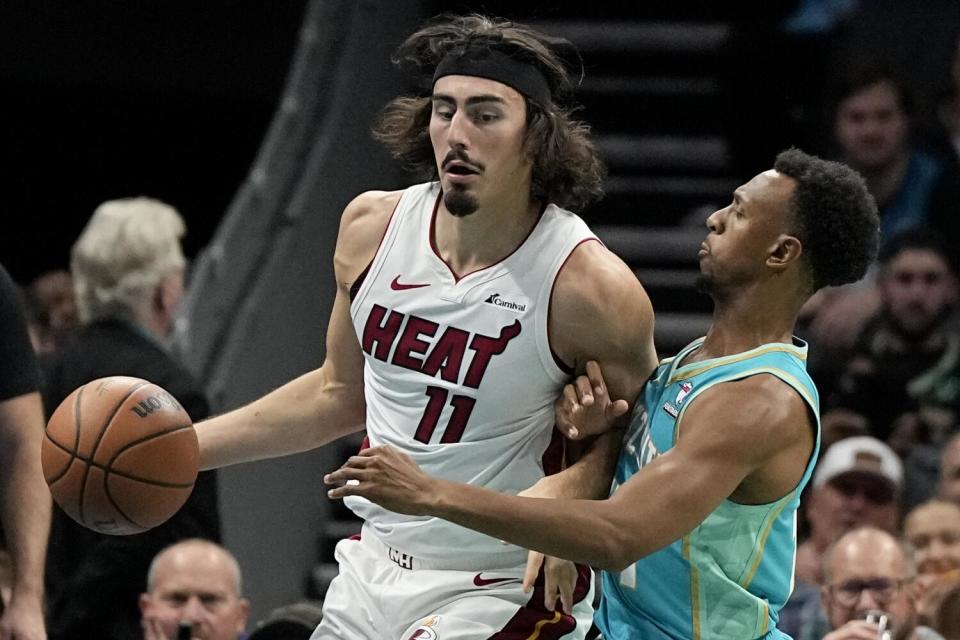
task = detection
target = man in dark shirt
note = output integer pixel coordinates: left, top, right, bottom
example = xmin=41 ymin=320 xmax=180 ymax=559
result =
xmin=43 ymin=198 xmax=221 ymax=640
xmin=825 ymin=229 xmax=960 ymax=448
xmin=0 ymin=262 xmax=50 ymax=640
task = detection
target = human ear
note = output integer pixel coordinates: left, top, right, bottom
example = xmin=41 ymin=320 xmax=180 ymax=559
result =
xmin=767 ymin=235 xmax=802 ymax=271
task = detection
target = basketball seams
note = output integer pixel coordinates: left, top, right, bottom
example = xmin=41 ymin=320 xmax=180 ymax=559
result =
xmin=41 ymin=388 xmax=85 ymax=486
xmin=72 ymin=385 xmax=83 ymax=461
xmin=103 ymin=486 xmax=148 ymax=532
xmin=43 ymin=429 xmax=196 ymax=488
xmin=102 ymin=423 xmax=197 ymax=533
xmin=42 ymin=443 xmax=76 ymax=486
xmin=89 ymin=380 xmax=153 ymax=463
xmin=42 ymin=376 xmax=200 ymax=536
xmin=105 ymin=423 xmax=196 ymax=485
xmin=77 ymin=380 xmax=150 ymax=526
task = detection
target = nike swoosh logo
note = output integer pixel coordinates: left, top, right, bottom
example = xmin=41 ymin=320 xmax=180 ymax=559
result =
xmin=391 ymin=276 xmax=430 ymax=291
xmin=473 ymin=574 xmax=521 ymax=587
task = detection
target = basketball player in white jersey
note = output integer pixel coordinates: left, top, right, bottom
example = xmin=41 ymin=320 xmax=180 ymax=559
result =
xmin=193 ymin=14 xmax=656 ymax=640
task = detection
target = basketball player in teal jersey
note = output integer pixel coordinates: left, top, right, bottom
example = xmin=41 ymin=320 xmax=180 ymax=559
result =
xmin=327 ymin=149 xmax=881 ymax=639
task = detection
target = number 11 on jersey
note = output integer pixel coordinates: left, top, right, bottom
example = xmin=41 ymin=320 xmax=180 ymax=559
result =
xmin=414 ymin=386 xmax=476 ymax=444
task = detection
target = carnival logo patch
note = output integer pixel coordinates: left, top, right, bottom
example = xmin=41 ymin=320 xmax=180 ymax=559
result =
xmin=484 ymin=293 xmax=527 ymax=313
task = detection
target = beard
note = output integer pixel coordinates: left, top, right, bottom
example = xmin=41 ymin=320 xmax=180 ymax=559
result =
xmin=444 ymin=186 xmax=479 ymax=217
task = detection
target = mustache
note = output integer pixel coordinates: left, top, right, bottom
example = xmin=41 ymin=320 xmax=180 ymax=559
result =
xmin=442 ymin=149 xmax=483 ymax=172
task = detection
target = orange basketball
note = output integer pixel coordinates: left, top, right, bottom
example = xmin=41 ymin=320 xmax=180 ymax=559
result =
xmin=41 ymin=376 xmax=199 ymax=535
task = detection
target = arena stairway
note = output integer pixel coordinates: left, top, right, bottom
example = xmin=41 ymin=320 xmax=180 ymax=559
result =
xmin=524 ymin=15 xmax=741 ymax=356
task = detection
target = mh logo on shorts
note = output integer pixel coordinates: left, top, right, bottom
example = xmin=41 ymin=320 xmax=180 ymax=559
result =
xmin=484 ymin=293 xmax=527 ymax=313
xmin=388 ymin=546 xmax=414 ymax=570
xmin=407 ymin=615 xmax=440 ymax=640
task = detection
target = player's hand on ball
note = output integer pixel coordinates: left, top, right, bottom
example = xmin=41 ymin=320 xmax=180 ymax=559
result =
xmin=522 ymin=551 xmax=577 ymax=614
xmin=325 ymin=446 xmax=433 ymax=516
xmin=555 ymin=360 xmax=629 ymax=440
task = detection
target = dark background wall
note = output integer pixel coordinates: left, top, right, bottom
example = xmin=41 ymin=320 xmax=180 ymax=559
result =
xmin=0 ymin=1 xmax=308 ymax=283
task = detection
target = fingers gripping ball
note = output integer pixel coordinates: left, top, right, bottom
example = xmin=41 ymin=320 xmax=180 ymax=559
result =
xmin=41 ymin=376 xmax=199 ymax=535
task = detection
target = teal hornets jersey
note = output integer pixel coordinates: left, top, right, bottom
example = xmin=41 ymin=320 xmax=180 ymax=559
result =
xmin=595 ymin=337 xmax=820 ymax=640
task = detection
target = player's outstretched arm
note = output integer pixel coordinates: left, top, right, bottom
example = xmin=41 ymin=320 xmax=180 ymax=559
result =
xmin=0 ymin=392 xmax=50 ymax=640
xmin=197 ymin=191 xmax=400 ymax=470
xmin=328 ymin=375 xmax=813 ymax=571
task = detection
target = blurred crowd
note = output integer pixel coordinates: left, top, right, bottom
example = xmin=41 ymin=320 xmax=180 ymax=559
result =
xmin=770 ymin=3 xmax=960 ymax=637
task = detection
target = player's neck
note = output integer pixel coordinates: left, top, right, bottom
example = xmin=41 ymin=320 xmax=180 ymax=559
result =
xmin=697 ymin=285 xmax=801 ymax=359
xmin=434 ymin=193 xmax=541 ymax=276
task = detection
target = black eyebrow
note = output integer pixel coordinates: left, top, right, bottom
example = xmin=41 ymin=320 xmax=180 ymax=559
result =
xmin=431 ymin=93 xmax=508 ymax=107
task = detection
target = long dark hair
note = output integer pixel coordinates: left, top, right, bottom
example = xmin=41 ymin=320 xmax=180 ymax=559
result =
xmin=372 ymin=14 xmax=606 ymax=212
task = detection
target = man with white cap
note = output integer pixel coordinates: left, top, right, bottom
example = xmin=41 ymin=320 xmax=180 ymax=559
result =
xmin=777 ymin=437 xmax=904 ymax=638
xmin=797 ymin=436 xmax=903 ymax=586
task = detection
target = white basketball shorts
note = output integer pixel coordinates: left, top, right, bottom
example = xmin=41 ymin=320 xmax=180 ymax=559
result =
xmin=310 ymin=526 xmax=594 ymax=639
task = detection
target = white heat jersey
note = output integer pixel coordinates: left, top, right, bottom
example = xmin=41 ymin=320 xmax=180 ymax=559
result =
xmin=348 ymin=181 xmax=597 ymax=570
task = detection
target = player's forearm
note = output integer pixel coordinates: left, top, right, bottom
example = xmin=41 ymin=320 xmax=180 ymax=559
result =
xmin=2 ymin=472 xmax=50 ymax=599
xmin=0 ymin=393 xmax=51 ymax=599
xmin=532 ymin=429 xmax=621 ymax=500
xmin=198 ymin=368 xmax=365 ymax=469
xmin=428 ymin=478 xmax=628 ymax=571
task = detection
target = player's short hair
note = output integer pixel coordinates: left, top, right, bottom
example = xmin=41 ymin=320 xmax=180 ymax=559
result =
xmin=373 ymin=14 xmax=605 ymax=212
xmin=71 ymin=197 xmax=186 ymax=323
xmin=146 ymin=538 xmax=243 ymax=596
xmin=774 ymin=148 xmax=879 ymax=291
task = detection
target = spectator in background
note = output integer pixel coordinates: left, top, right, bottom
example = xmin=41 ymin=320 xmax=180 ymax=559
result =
xmin=780 ymin=437 xmax=902 ymax=638
xmin=936 ymin=33 xmax=960 ymax=163
xmin=0 ymin=263 xmax=51 ymax=640
xmin=823 ymin=230 xmax=960 ymax=451
xmin=796 ymin=437 xmax=903 ymax=587
xmin=803 ymin=67 xmax=960 ymax=361
xmin=818 ymin=528 xmax=917 ymax=640
xmin=940 ymin=434 xmax=960 ymax=506
xmin=23 ymin=269 xmax=78 ymax=356
xmin=43 ymin=198 xmax=221 ymax=640
xmin=904 ymin=500 xmax=960 ymax=625
xmin=832 ymin=67 xmax=960 ymax=245
xmin=140 ymin=539 xmax=249 ymax=640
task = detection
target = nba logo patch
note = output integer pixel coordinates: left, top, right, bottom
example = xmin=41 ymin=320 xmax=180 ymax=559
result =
xmin=407 ymin=615 xmax=440 ymax=639
xmin=663 ymin=382 xmax=693 ymax=418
